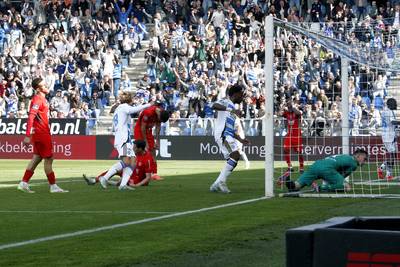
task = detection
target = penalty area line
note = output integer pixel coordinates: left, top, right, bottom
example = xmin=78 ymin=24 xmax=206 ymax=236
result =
xmin=0 ymin=196 xmax=268 ymax=251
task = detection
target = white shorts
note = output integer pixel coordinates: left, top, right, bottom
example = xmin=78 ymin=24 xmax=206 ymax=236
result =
xmin=216 ymin=136 xmax=239 ymax=159
xmin=384 ymin=141 xmax=398 ymax=153
xmin=115 ymin=142 xmax=133 ymax=158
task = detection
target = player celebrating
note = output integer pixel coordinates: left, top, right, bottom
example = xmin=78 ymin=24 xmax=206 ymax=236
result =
xmin=83 ymin=140 xmax=153 ymax=188
xmin=280 ymin=99 xmax=304 ymax=173
xmin=209 ymin=84 xmax=250 ymax=193
xmin=18 ymin=77 xmax=68 ymax=193
xmin=378 ymin=98 xmax=400 ymax=180
xmin=279 ymin=149 xmax=368 ymax=192
xmin=98 ymin=92 xmax=152 ymax=190
xmin=133 ymin=104 xmax=170 ymax=181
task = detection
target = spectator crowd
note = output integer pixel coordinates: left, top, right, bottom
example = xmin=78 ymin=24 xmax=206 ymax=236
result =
xmin=0 ymin=0 xmax=398 ymax=137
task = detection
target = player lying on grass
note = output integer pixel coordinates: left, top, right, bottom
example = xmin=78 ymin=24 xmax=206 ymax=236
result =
xmin=378 ymin=98 xmax=400 ymax=180
xmin=209 ymin=84 xmax=250 ymax=193
xmin=98 ymin=92 xmax=153 ymax=190
xmin=83 ymin=140 xmax=153 ymax=188
xmin=278 ymin=149 xmax=368 ymax=192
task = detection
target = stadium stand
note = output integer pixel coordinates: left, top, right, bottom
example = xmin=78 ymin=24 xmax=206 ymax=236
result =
xmin=0 ymin=0 xmax=398 ymax=136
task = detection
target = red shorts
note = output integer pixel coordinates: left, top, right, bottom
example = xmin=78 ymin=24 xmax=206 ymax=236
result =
xmin=32 ymin=134 xmax=53 ymax=158
xmin=128 ymin=175 xmax=149 ymax=186
xmin=284 ymin=136 xmax=303 ymax=151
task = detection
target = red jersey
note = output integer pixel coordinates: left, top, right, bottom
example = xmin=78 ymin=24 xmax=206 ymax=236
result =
xmin=134 ymin=106 xmax=161 ymax=139
xmin=131 ymin=151 xmax=152 ymax=184
xmin=26 ymin=94 xmax=50 ymax=137
xmin=283 ymin=111 xmax=301 ymax=137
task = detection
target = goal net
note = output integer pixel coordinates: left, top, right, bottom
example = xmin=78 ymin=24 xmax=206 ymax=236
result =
xmin=265 ymin=16 xmax=400 ymax=198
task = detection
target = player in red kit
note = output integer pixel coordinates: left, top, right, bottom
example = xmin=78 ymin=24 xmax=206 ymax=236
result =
xmin=280 ymin=99 xmax=304 ymax=173
xmin=83 ymin=140 xmax=153 ymax=187
xmin=18 ymin=77 xmax=68 ymax=193
xmin=129 ymin=140 xmax=153 ymax=187
xmin=133 ymin=105 xmax=170 ymax=180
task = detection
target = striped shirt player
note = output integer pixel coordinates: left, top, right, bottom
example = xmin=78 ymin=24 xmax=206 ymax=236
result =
xmin=209 ymin=84 xmax=248 ymax=194
xmin=113 ymin=103 xmax=151 ymax=158
xmin=378 ymin=98 xmax=400 ymax=180
xmin=381 ymin=107 xmax=397 ymax=153
xmin=213 ymin=98 xmax=239 ymax=159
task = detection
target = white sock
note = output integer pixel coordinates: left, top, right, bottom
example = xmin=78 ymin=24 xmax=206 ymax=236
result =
xmin=119 ymin=166 xmax=133 ymax=188
xmin=215 ymin=158 xmax=237 ymax=183
xmin=104 ymin=161 xmax=124 ymax=180
xmin=240 ymin=151 xmax=250 ymax=169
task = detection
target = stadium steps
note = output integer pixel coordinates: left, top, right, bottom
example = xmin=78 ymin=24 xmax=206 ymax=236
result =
xmin=93 ymin=38 xmax=151 ymax=134
xmin=124 ymin=40 xmax=150 ymax=88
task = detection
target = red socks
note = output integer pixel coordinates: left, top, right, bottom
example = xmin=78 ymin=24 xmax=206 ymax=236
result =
xmin=299 ymin=155 xmax=304 ymax=169
xmin=46 ymin=172 xmax=56 ymax=185
xmin=22 ymin=169 xmax=34 ymax=183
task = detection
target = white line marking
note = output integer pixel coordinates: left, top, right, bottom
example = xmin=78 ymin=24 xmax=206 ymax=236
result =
xmin=0 ymin=196 xmax=268 ymax=251
xmin=0 ymin=210 xmax=173 ymax=215
xmin=0 ymin=179 xmax=83 ymax=189
xmin=353 ymin=181 xmax=400 ymax=186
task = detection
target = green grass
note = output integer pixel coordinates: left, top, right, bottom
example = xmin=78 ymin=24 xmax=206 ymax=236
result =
xmin=0 ymin=160 xmax=400 ymax=266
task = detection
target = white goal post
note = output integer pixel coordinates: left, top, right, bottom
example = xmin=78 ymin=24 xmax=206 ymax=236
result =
xmin=264 ymin=16 xmax=400 ymax=198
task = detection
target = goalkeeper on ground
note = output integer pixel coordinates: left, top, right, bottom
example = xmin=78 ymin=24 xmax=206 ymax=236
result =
xmin=278 ymin=149 xmax=368 ymax=192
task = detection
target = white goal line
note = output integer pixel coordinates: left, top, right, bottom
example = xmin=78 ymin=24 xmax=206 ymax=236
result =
xmin=279 ymin=192 xmax=400 ymax=199
xmin=0 ymin=196 xmax=269 ymax=251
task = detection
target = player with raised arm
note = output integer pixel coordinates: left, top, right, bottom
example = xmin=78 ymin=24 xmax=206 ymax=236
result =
xmin=279 ymin=149 xmax=368 ymax=192
xmin=83 ymin=140 xmax=153 ymax=188
xmin=209 ymin=84 xmax=250 ymax=193
xmin=133 ymin=105 xmax=170 ymax=181
xmin=280 ymin=98 xmax=304 ymax=174
xmin=377 ymin=98 xmax=400 ymax=180
xmin=18 ymin=77 xmax=68 ymax=193
xmin=98 ymin=92 xmax=153 ymax=190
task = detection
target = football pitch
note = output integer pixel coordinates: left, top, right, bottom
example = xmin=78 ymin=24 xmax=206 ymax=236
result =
xmin=1 ymin=160 xmax=400 ymax=267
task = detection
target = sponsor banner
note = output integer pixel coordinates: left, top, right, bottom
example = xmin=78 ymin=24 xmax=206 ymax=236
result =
xmin=0 ymin=136 xmax=96 ymax=159
xmin=0 ymin=118 xmax=87 ymax=135
xmin=95 ymin=136 xmax=387 ymax=161
xmin=2 ymin=135 xmax=386 ymax=160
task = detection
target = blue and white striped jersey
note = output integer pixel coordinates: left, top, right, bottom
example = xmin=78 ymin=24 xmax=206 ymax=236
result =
xmin=214 ymin=98 xmax=236 ymax=140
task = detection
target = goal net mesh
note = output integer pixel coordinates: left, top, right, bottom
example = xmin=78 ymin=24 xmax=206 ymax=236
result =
xmin=271 ymin=17 xmax=400 ymax=198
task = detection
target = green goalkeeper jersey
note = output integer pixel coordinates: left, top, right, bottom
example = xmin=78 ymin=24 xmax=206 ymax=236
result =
xmin=297 ymin=154 xmax=359 ymax=189
xmin=322 ymin=155 xmax=359 ymax=177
